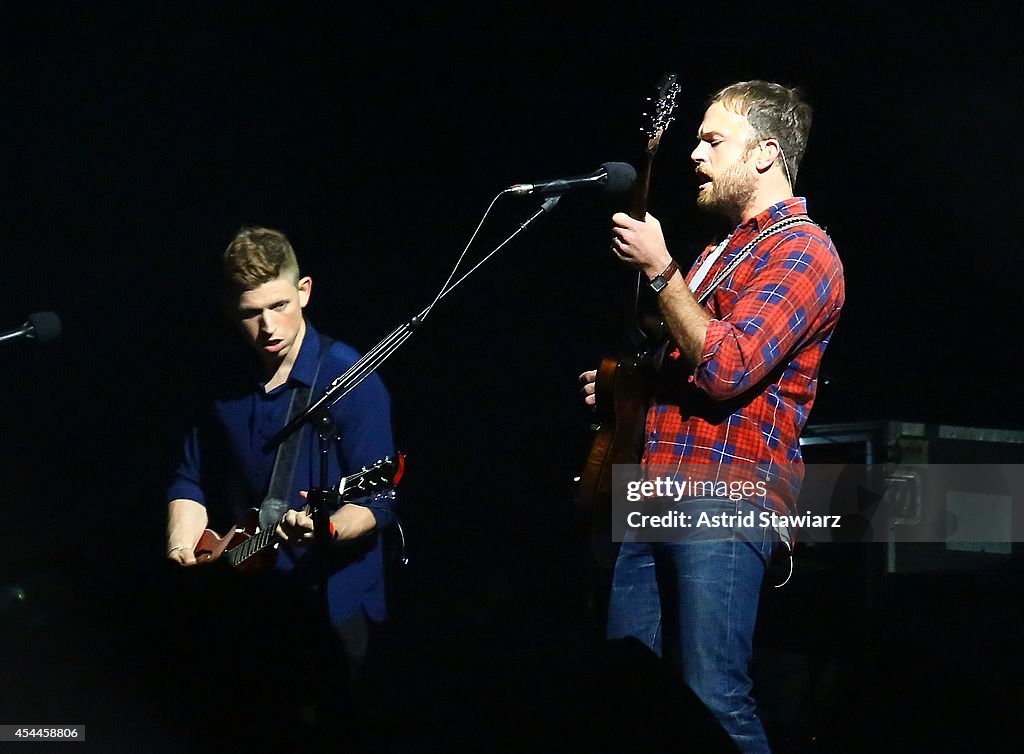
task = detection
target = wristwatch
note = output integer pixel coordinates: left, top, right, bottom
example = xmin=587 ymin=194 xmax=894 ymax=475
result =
xmin=649 ymin=259 xmax=679 ymax=294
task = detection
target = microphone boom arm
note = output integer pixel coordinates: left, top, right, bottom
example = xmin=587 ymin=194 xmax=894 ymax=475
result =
xmin=263 ymin=193 xmax=562 ymax=452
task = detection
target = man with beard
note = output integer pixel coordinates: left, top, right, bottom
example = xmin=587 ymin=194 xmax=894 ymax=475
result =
xmin=580 ymin=81 xmax=844 ymax=753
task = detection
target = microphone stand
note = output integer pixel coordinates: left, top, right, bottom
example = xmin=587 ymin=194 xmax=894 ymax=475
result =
xmin=262 ymin=192 xmax=561 ymax=726
xmin=265 ymin=192 xmax=563 ymax=458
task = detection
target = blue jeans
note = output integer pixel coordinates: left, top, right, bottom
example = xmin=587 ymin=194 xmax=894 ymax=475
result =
xmin=607 ymin=497 xmax=778 ymax=753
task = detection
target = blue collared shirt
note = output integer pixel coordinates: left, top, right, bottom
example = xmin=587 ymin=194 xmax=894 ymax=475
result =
xmin=167 ymin=321 xmax=397 ymax=622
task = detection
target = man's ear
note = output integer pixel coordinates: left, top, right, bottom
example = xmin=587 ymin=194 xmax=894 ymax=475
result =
xmin=298 ymin=276 xmax=312 ymax=308
xmin=755 ymin=139 xmax=781 ymax=173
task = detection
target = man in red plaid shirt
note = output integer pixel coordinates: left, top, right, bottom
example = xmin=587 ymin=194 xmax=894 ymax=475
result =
xmin=581 ymin=81 xmax=844 ymax=753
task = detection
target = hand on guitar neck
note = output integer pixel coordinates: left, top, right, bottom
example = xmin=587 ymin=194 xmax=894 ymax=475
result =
xmin=610 ymin=210 xmax=711 ymax=367
xmin=275 ymin=493 xmax=376 ymax=543
xmin=610 ymin=211 xmax=672 ymax=280
xmin=579 ymin=212 xmax=675 ymax=408
xmin=579 ymin=369 xmax=599 ymax=406
xmin=165 ymin=495 xmax=371 ymax=568
xmin=166 ymin=454 xmax=404 ymax=569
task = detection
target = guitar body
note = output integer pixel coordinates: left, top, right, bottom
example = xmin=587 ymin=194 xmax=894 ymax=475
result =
xmin=576 ymin=74 xmax=680 ymax=567
xmin=576 ymin=351 xmax=652 ymax=566
xmin=193 ymin=509 xmax=278 ymax=572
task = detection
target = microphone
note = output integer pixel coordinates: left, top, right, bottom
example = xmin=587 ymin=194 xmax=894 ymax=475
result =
xmin=505 ymin=161 xmax=636 ymax=196
xmin=0 ymin=311 xmax=62 ymax=345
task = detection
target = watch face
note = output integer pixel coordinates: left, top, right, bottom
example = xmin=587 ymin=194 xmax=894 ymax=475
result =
xmin=650 ymin=276 xmax=667 ymax=293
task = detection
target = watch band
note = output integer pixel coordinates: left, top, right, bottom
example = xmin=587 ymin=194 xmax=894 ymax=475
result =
xmin=649 ymin=259 xmax=679 ymax=294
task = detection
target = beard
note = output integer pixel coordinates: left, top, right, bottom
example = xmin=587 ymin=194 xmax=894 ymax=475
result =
xmin=696 ymin=158 xmax=757 ymax=222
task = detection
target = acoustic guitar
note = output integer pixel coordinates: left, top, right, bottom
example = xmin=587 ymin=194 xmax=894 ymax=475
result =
xmin=193 ymin=454 xmax=405 ymax=569
xmin=576 ymin=74 xmax=681 ymax=567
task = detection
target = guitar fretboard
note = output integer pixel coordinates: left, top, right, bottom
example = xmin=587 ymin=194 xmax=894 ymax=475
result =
xmin=226 ymin=527 xmax=276 ymax=567
xmin=222 ymin=457 xmax=401 ymax=567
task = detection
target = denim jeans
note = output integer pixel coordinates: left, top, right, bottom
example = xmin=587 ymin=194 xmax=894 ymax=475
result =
xmin=607 ymin=497 xmax=778 ymax=754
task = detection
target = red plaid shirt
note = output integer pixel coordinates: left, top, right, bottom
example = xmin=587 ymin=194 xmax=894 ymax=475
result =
xmin=644 ymin=197 xmax=844 ymax=514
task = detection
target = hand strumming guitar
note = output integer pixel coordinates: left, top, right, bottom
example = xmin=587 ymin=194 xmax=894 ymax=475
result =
xmin=166 ymin=497 xmax=207 ymax=566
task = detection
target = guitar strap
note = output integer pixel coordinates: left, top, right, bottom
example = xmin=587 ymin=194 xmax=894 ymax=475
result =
xmin=693 ymin=214 xmax=815 ymax=305
xmin=257 ymin=334 xmax=328 ymax=532
xmin=687 ymin=236 xmax=731 ymax=294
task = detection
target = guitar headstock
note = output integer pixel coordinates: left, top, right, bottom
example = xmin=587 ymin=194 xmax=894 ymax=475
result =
xmin=642 ymin=73 xmax=681 ymax=156
xmin=338 ymin=452 xmax=406 ymax=499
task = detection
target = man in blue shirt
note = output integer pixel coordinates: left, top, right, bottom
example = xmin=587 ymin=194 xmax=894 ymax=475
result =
xmin=165 ymin=226 xmax=397 ymax=677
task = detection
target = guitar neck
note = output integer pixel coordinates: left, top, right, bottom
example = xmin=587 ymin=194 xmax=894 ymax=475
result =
xmin=628 ymin=73 xmax=678 ymax=222
xmin=225 ymin=526 xmax=277 ymax=568
xmin=628 ymin=151 xmax=654 ymax=221
xmin=220 ymin=454 xmax=403 ymax=568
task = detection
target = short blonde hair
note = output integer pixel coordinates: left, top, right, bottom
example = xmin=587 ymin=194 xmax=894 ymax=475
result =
xmin=222 ymin=227 xmax=300 ymax=292
xmin=711 ymin=80 xmax=812 ymax=182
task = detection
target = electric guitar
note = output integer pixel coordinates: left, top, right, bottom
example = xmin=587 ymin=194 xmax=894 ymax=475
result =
xmin=575 ymin=74 xmax=681 ymax=567
xmin=192 ymin=453 xmax=405 ymax=569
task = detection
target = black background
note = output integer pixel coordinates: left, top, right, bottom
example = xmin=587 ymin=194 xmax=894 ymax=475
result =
xmin=2 ymin=4 xmax=1022 ymax=752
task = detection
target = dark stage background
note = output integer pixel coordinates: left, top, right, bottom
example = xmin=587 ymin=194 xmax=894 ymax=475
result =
xmin=2 ymin=5 xmax=1021 ymax=752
